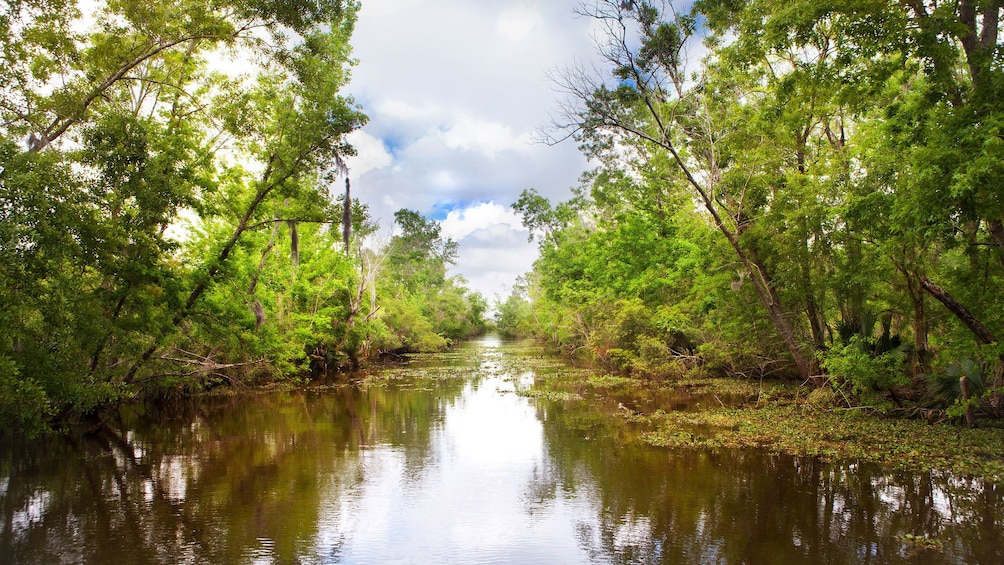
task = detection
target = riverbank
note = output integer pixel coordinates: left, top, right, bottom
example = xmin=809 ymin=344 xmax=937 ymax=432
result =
xmin=7 ymin=334 xmax=1002 ymax=563
xmin=512 ymin=351 xmax=1004 ymax=484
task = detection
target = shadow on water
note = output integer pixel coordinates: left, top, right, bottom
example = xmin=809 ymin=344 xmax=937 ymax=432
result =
xmin=0 ymin=335 xmax=1001 ymax=564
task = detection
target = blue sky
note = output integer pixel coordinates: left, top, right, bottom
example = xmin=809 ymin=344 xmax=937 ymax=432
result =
xmin=343 ymin=0 xmax=605 ymax=300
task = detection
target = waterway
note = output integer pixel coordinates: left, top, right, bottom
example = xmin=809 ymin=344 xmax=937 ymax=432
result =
xmin=1 ymin=335 xmax=1001 ymax=563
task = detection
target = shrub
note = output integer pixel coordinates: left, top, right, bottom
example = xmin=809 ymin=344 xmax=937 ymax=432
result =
xmin=820 ymin=336 xmax=909 ymax=395
xmin=0 ymin=356 xmax=53 ymax=436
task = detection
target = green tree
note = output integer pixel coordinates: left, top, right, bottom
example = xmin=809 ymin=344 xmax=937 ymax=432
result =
xmin=374 ymin=209 xmax=485 ymax=352
xmin=494 ymin=282 xmax=534 ymax=338
xmin=0 ymin=0 xmax=366 ymax=432
xmin=533 ymin=0 xmax=1004 ymax=414
xmin=558 ymin=0 xmax=835 ymax=380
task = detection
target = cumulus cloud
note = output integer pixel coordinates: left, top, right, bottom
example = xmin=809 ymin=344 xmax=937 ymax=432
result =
xmin=440 ymin=202 xmax=526 ymax=241
xmin=449 ymin=221 xmax=538 ymax=301
xmin=344 ymin=0 xmax=601 ymax=297
xmin=359 ymin=0 xmax=430 ymax=18
xmin=497 ymin=5 xmax=543 ymax=41
xmin=375 ymin=99 xmax=442 ymax=122
xmin=345 ymin=130 xmax=393 ymax=177
xmin=441 ymin=116 xmax=531 ymax=158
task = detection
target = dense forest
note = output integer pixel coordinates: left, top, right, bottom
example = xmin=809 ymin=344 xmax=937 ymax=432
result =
xmin=498 ymin=0 xmax=1004 ymax=421
xmin=0 ymin=0 xmax=486 ymax=434
xmin=3 ymin=0 xmax=1003 ymax=435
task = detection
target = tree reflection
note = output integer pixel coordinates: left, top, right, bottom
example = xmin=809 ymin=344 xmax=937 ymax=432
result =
xmin=532 ymin=395 xmax=1004 ymax=564
xmin=0 ymin=375 xmax=468 ymax=563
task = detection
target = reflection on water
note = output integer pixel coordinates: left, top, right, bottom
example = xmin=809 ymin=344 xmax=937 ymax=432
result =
xmin=1 ymin=335 xmax=1001 ymax=564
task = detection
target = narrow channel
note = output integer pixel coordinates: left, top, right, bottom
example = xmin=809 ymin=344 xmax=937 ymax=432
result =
xmin=1 ymin=335 xmax=1000 ymax=564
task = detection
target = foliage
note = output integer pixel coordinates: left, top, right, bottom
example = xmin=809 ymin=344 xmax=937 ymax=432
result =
xmin=508 ymin=0 xmax=1004 ymax=420
xmin=0 ymin=1 xmax=485 ymax=433
xmin=494 ymin=279 xmax=534 ymax=337
xmin=926 ymin=359 xmax=988 ymax=406
xmin=372 ymin=209 xmax=487 ymax=353
xmin=819 ymin=336 xmax=910 ymax=396
xmin=0 ymin=356 xmax=51 ymax=436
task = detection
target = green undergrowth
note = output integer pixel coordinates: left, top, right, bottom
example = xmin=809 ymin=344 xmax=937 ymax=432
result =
xmin=640 ymin=404 xmax=1004 ymax=481
xmin=529 ymin=372 xmax=1004 ymax=483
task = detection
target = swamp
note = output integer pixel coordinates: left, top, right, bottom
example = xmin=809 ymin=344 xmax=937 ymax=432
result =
xmin=2 ymin=336 xmax=1001 ymax=564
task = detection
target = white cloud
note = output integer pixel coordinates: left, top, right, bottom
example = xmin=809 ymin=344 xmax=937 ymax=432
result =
xmin=440 ymin=202 xmax=526 ymax=241
xmin=375 ymin=99 xmax=442 ymax=122
xmin=357 ymin=0 xmax=430 ymax=18
xmin=429 ymin=169 xmax=459 ymax=189
xmin=346 ymin=0 xmax=601 ymax=298
xmin=437 ymin=202 xmax=537 ymax=300
xmin=497 ymin=5 xmax=543 ymax=41
xmin=450 ymin=224 xmax=538 ymax=301
xmin=441 ymin=116 xmax=531 ymax=158
xmin=345 ymin=130 xmax=393 ymax=177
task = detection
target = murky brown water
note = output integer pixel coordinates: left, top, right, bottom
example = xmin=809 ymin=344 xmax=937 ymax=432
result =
xmin=1 ymin=335 xmax=1001 ymax=564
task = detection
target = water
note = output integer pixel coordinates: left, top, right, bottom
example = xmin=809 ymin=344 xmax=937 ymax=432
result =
xmin=1 ymin=335 xmax=1001 ymax=564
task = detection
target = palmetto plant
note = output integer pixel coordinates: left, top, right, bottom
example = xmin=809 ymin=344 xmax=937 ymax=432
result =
xmin=926 ymin=359 xmax=987 ymax=406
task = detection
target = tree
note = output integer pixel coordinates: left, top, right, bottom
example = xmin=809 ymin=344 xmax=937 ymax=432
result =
xmin=383 ymin=209 xmax=458 ymax=292
xmin=530 ymin=0 xmax=1004 ymax=416
xmin=0 ymin=0 xmax=366 ymax=432
xmin=373 ymin=209 xmax=484 ymax=352
xmin=556 ymin=0 xmax=832 ymax=379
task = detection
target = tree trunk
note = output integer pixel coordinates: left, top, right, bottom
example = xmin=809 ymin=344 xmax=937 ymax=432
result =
xmin=991 ymin=361 xmax=1004 ymax=418
xmin=919 ymin=277 xmax=997 ymax=345
xmin=744 ymin=253 xmax=819 ymax=381
xmin=247 ymin=222 xmax=280 ymax=329
xmin=920 ymin=276 xmax=1003 ymax=416
xmin=987 ymin=219 xmax=1004 ymax=268
xmin=343 ymin=178 xmax=352 ymax=255
xmin=906 ymin=275 xmax=932 ymax=375
xmin=960 ymin=375 xmax=978 ymax=428
xmin=805 ymin=290 xmax=826 ymax=348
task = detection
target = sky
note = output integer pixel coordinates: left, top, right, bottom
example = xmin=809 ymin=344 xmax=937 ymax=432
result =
xmin=342 ymin=0 xmax=605 ymax=301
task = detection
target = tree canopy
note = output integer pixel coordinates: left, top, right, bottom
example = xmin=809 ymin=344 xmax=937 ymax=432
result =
xmin=0 ymin=0 xmax=486 ymax=434
xmin=506 ymin=0 xmax=1004 ymax=421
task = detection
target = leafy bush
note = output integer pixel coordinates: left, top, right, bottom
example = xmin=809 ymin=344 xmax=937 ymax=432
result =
xmin=820 ymin=336 xmax=909 ymax=394
xmin=0 ymin=356 xmax=53 ymax=437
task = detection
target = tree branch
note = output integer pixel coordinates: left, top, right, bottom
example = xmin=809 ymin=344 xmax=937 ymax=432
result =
xmin=920 ymin=277 xmax=998 ymax=345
